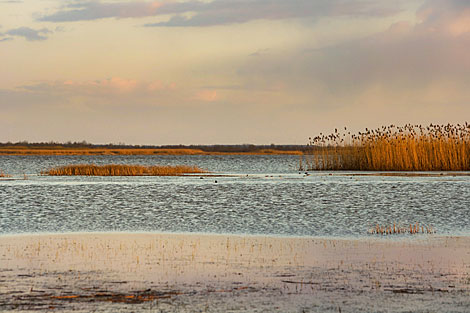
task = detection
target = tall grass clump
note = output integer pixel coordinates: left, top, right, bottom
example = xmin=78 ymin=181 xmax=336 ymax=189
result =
xmin=42 ymin=164 xmax=207 ymax=176
xmin=0 ymin=171 xmax=11 ymax=178
xmin=368 ymin=222 xmax=435 ymax=235
xmin=303 ymin=123 xmax=470 ymax=171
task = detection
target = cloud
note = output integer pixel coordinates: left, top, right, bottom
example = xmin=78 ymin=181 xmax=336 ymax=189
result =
xmin=3 ymin=0 xmax=469 ymax=143
xmin=231 ymin=0 xmax=470 ymax=118
xmin=194 ymin=89 xmax=217 ymax=102
xmin=39 ymin=1 xmax=162 ymax=22
xmin=147 ymin=0 xmax=403 ymax=27
xmin=39 ymin=0 xmax=404 ymax=26
xmin=3 ymin=77 xmax=219 ymax=112
xmin=61 ymin=77 xmax=138 ymax=93
xmin=415 ymin=0 xmax=470 ymax=37
xmin=0 ymin=27 xmax=52 ymax=41
xmin=19 ymin=77 xmax=176 ymax=97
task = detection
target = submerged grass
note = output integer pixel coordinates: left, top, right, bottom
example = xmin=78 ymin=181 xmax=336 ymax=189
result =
xmin=303 ymin=123 xmax=470 ymax=171
xmin=42 ymin=164 xmax=207 ymax=176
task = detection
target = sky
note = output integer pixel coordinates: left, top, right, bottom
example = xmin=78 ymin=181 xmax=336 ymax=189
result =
xmin=0 ymin=0 xmax=469 ymax=145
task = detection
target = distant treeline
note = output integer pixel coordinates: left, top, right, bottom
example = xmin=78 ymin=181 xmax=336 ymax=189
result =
xmin=0 ymin=141 xmax=308 ymax=153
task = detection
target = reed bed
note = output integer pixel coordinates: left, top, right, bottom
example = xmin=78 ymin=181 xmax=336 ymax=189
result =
xmin=303 ymin=123 xmax=470 ymax=171
xmin=42 ymin=164 xmax=207 ymax=176
xmin=368 ymin=223 xmax=435 ymax=235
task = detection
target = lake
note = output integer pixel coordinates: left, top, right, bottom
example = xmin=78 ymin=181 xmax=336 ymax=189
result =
xmin=1 ymin=155 xmax=469 ymax=237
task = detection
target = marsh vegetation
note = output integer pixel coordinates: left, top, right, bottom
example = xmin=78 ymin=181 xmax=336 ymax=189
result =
xmin=303 ymin=123 xmax=470 ymax=171
xmin=0 ymin=171 xmax=10 ymax=178
xmin=42 ymin=164 xmax=207 ymax=176
xmin=368 ymin=222 xmax=435 ymax=235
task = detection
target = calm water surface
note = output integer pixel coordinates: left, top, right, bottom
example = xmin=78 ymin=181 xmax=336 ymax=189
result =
xmin=0 ymin=155 xmax=469 ymax=237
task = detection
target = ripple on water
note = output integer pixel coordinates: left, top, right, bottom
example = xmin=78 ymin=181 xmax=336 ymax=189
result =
xmin=0 ymin=155 xmax=469 ymax=237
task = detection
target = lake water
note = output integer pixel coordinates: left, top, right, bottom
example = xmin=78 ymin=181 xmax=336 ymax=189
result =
xmin=1 ymin=155 xmax=469 ymax=237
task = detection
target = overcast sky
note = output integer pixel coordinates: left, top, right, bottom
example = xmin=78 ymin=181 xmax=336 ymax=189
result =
xmin=1 ymin=0 xmax=469 ymax=144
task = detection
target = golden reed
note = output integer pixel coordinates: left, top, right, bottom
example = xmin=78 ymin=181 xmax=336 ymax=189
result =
xmin=42 ymin=164 xmax=207 ymax=176
xmin=303 ymin=123 xmax=470 ymax=171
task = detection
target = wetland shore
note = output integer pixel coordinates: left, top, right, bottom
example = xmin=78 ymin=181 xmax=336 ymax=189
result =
xmin=1 ymin=233 xmax=469 ymax=312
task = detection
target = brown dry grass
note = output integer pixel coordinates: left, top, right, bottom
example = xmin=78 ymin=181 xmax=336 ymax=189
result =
xmin=42 ymin=164 xmax=207 ymax=176
xmin=256 ymin=149 xmax=302 ymax=155
xmin=368 ymin=222 xmax=435 ymax=235
xmin=303 ymin=123 xmax=470 ymax=171
xmin=0 ymin=147 xmax=302 ymax=156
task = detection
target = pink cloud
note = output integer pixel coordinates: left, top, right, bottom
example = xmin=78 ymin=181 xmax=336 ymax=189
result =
xmin=194 ymin=89 xmax=217 ymax=102
xmin=13 ymin=78 xmax=210 ymax=109
xmin=447 ymin=10 xmax=470 ymax=36
xmin=416 ymin=1 xmax=470 ymax=36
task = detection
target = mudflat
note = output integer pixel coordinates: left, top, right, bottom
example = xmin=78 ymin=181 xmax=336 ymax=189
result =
xmin=0 ymin=233 xmax=469 ymax=312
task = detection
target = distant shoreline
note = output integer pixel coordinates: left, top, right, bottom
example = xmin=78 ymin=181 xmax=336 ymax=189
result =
xmin=0 ymin=144 xmax=304 ymax=156
xmin=0 ymin=147 xmax=303 ymax=156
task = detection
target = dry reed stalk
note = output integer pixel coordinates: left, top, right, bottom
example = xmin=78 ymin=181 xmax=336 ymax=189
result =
xmin=368 ymin=223 xmax=435 ymax=235
xmin=42 ymin=164 xmax=207 ymax=176
xmin=303 ymin=123 xmax=470 ymax=171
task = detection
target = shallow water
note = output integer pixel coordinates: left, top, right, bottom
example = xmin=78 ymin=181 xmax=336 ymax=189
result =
xmin=1 ymin=155 xmax=469 ymax=237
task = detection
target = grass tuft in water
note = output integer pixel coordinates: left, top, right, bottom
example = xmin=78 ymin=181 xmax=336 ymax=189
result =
xmin=42 ymin=164 xmax=207 ymax=176
xmin=0 ymin=171 xmax=11 ymax=178
xmin=368 ymin=222 xmax=435 ymax=235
